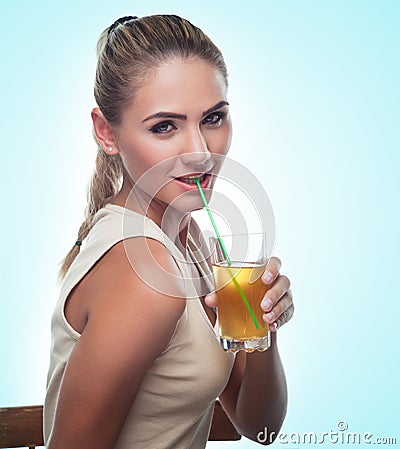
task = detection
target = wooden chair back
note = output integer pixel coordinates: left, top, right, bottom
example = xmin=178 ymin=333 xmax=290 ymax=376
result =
xmin=0 ymin=406 xmax=43 ymax=448
xmin=0 ymin=400 xmax=240 ymax=447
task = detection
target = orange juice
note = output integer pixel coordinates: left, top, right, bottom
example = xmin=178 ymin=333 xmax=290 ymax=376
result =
xmin=212 ymin=262 xmax=270 ymax=340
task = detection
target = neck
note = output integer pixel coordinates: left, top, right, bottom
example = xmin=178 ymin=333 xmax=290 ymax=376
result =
xmin=113 ymin=177 xmax=192 ymax=250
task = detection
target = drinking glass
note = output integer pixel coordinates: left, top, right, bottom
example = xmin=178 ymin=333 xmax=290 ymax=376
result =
xmin=210 ymin=233 xmax=271 ymax=352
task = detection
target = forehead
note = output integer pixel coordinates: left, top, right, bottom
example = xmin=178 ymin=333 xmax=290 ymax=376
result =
xmin=131 ymin=58 xmax=228 ymax=116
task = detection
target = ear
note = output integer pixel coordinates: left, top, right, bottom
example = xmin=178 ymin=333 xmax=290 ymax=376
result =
xmin=91 ymin=107 xmax=120 ymax=155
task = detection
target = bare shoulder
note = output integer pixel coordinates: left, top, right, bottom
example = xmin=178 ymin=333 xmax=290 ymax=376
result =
xmin=86 ymin=237 xmax=187 ymax=320
xmin=49 ymin=238 xmax=187 ymax=447
xmin=75 ymin=237 xmax=187 ymax=365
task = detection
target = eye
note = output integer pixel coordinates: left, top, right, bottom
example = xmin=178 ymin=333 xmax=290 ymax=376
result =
xmin=149 ymin=121 xmax=176 ymax=134
xmin=202 ymin=111 xmax=227 ymax=127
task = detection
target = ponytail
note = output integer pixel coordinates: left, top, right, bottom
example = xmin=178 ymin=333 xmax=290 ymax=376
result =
xmin=58 ymin=147 xmax=122 ymax=280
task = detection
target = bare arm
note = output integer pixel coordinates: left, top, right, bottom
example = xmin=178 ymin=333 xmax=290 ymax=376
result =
xmin=218 ymin=335 xmax=287 ymax=445
xmin=210 ymin=258 xmax=293 ymax=445
xmin=47 ymin=238 xmax=186 ymax=449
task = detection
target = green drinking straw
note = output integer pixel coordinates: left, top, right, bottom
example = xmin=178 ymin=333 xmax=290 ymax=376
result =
xmin=195 ymin=178 xmax=260 ymax=329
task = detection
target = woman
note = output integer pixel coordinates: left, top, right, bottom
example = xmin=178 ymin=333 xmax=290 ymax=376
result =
xmin=44 ymin=14 xmax=294 ymax=448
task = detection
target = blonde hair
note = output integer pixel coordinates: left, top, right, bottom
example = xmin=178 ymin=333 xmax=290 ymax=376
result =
xmin=59 ymin=14 xmax=228 ymax=280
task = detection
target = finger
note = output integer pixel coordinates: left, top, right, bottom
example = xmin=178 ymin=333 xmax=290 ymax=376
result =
xmin=260 ymin=275 xmax=291 ymax=312
xmin=204 ymin=292 xmax=218 ymax=308
xmin=262 ymin=256 xmax=282 ymax=284
xmin=270 ymin=303 xmax=294 ymax=332
xmin=262 ymin=288 xmax=293 ymax=326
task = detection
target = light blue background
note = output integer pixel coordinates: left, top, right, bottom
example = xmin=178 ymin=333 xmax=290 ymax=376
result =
xmin=1 ymin=1 xmax=399 ymax=447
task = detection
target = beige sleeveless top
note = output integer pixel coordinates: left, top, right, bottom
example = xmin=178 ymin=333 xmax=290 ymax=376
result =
xmin=44 ymin=204 xmax=235 ymax=448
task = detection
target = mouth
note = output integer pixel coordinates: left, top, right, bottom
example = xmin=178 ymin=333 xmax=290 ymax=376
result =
xmin=174 ymin=172 xmax=212 ymax=190
xmin=175 ymin=172 xmax=209 ymax=184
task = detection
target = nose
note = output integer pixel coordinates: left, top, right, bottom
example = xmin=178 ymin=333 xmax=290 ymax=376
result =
xmin=180 ymin=126 xmax=212 ymax=166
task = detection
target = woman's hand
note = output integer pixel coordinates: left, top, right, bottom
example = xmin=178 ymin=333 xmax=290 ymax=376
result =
xmin=205 ymin=256 xmax=294 ymax=332
xmin=258 ymin=257 xmax=294 ymax=331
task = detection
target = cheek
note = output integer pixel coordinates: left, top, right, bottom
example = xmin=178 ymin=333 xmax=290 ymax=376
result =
xmin=119 ymin=140 xmax=179 ymax=191
xmin=119 ymin=135 xmax=164 ymax=177
xmin=213 ymin=121 xmax=232 ymax=155
xmin=225 ymin=120 xmax=233 ymax=152
xmin=120 ymin=148 xmax=148 ymax=178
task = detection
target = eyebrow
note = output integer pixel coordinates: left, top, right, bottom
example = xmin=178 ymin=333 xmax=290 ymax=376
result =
xmin=142 ymin=100 xmax=229 ymax=123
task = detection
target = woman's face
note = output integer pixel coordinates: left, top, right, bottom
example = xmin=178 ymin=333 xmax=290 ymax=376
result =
xmin=115 ymin=57 xmax=232 ymax=214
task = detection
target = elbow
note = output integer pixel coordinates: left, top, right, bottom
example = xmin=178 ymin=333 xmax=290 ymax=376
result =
xmin=237 ymin=410 xmax=286 ymax=446
xmin=235 ymin=383 xmax=288 ymax=445
xmin=241 ymin=423 xmax=283 ymax=446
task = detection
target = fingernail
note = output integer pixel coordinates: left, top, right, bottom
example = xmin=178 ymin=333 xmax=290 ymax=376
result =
xmin=262 ymin=271 xmax=273 ymax=283
xmin=261 ymin=297 xmax=273 ymax=311
xmin=265 ymin=311 xmax=275 ymax=322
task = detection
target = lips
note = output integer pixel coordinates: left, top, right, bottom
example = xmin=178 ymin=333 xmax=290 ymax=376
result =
xmin=174 ymin=172 xmax=212 ymax=190
xmin=175 ymin=173 xmax=207 ymax=184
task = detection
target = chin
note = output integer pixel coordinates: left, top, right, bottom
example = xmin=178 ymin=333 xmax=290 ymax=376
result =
xmin=167 ymin=195 xmax=208 ymax=214
xmin=156 ymin=183 xmax=213 ymax=214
